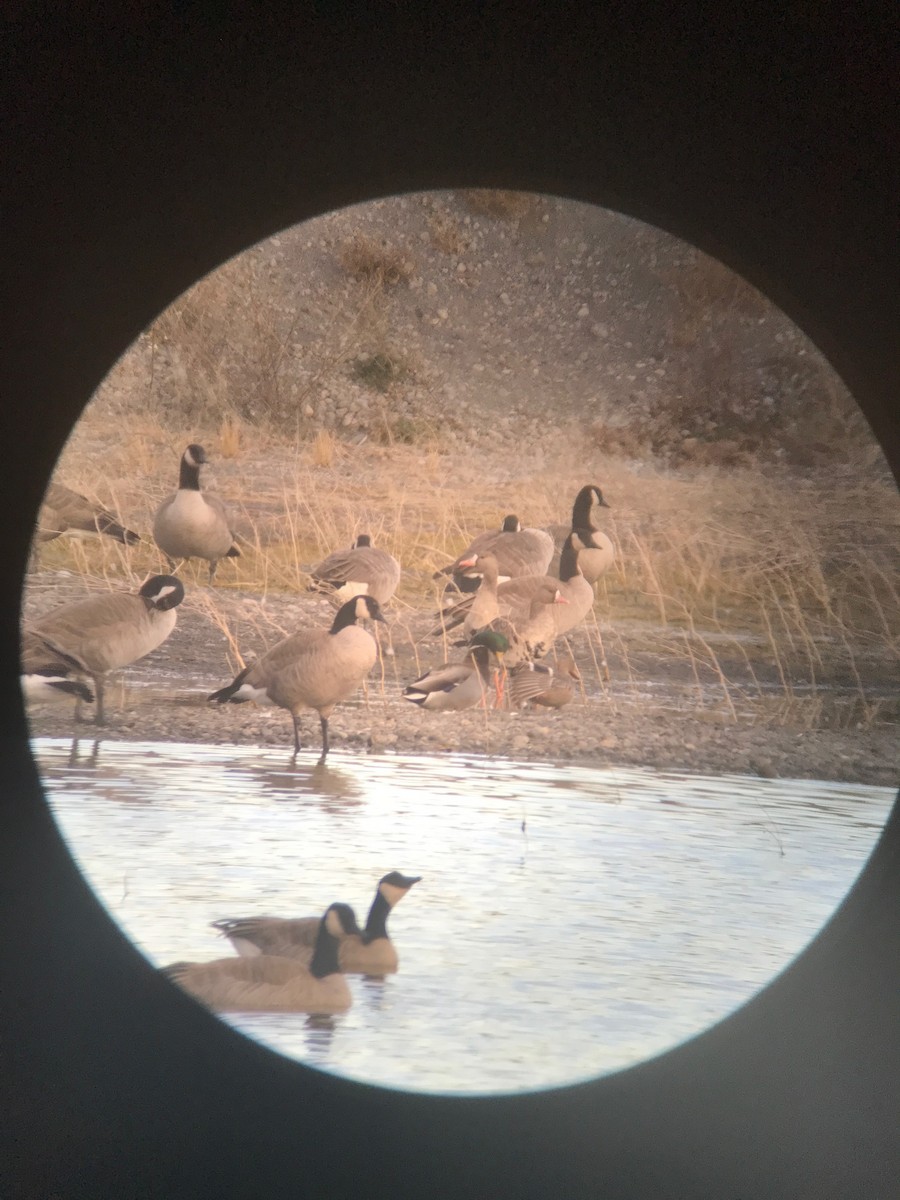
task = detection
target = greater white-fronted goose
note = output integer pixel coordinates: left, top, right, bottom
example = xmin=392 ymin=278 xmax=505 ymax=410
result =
xmin=402 ymin=643 xmax=496 ymax=711
xmin=438 ymin=533 xmax=594 ymax=656
xmin=434 ymin=514 xmax=554 ymax=596
xmin=309 ymin=534 xmax=401 ymax=607
xmin=508 ymin=655 xmax=581 ymax=710
xmin=208 ymin=594 xmax=386 ymax=761
xmin=212 ymin=871 xmax=422 ymax=974
xmin=152 ymin=444 xmax=240 ymax=583
xmin=21 ymin=574 xmax=184 ymax=724
xmin=162 ymin=903 xmax=357 ymax=1013
xmin=35 ymin=482 xmax=140 ymax=548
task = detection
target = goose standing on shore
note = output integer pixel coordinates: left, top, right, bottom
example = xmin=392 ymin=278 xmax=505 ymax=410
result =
xmin=438 ymin=532 xmax=594 ymax=658
xmin=434 ymin=514 xmax=554 ymax=596
xmin=208 ymin=594 xmax=386 ymax=761
xmin=212 ymin=871 xmax=422 ymax=974
xmin=431 ymin=552 xmax=502 ymax=639
xmin=152 ymin=444 xmax=240 ymax=583
xmin=21 ymin=574 xmax=184 ymax=723
xmin=309 ymin=534 xmax=401 ymax=607
xmin=570 ymin=484 xmax=615 ymax=584
xmin=35 ymin=483 xmax=140 ymax=550
xmin=162 ymin=903 xmax=357 ymax=1013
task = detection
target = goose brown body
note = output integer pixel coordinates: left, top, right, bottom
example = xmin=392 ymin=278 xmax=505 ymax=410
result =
xmin=435 ymin=514 xmax=554 ymax=595
xmin=36 ymin=483 xmax=140 ymax=547
xmin=153 ymin=444 xmax=240 ymax=583
xmin=164 ymin=903 xmax=356 ymax=1013
xmin=21 ymin=575 xmax=184 ymax=722
xmin=208 ymin=595 xmax=385 ymax=759
xmin=309 ymin=534 xmax=401 ymax=607
xmin=212 ymin=871 xmax=422 ymax=974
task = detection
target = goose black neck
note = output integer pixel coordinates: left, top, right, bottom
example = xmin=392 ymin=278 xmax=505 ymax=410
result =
xmin=362 ymin=889 xmax=391 ymax=944
xmin=178 ymin=456 xmax=202 ymax=491
xmin=309 ymin=916 xmax=341 ymax=978
xmin=571 ymin=486 xmax=600 ymax=529
xmin=559 ymin=536 xmax=582 ymax=583
xmin=330 ymin=601 xmax=361 ymax=634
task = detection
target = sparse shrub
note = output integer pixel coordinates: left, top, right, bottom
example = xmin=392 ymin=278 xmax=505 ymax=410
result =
xmin=338 ymin=233 xmax=413 ymax=287
xmin=459 ymin=189 xmax=537 ymax=221
xmin=428 ymin=211 xmax=470 ymax=255
xmin=351 ymin=351 xmax=409 ymax=393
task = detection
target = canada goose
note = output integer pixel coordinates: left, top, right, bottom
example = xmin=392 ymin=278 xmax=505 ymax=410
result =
xmin=152 ymin=444 xmax=240 ymax=583
xmin=162 ymin=903 xmax=357 ymax=1013
xmin=547 ymin=485 xmax=615 ymax=584
xmin=402 ymin=643 xmax=496 ymax=711
xmin=508 ymin=655 xmax=581 ymax=710
xmin=21 ymin=574 xmax=184 ymax=724
xmin=309 ymin=534 xmax=401 ymax=607
xmin=571 ymin=484 xmax=615 ymax=584
xmin=208 ymin=594 xmax=386 ymax=761
xmin=434 ymin=514 xmax=554 ymax=596
xmin=35 ymin=482 xmax=140 ymax=548
xmin=212 ymin=871 xmax=422 ymax=974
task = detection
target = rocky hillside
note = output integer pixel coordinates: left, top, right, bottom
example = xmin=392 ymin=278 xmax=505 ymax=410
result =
xmin=94 ymin=189 xmax=877 ymax=471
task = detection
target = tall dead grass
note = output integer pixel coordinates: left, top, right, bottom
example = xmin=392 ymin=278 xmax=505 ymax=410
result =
xmin=27 ymin=406 xmax=900 ymax=717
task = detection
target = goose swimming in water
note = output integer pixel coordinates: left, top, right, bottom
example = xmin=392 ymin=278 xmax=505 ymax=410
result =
xmin=212 ymin=871 xmax=422 ymax=974
xmin=162 ymin=903 xmax=357 ymax=1013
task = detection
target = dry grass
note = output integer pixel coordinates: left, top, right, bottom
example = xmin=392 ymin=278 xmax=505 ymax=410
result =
xmin=337 ymin=233 xmax=414 ymax=287
xmin=218 ymin=416 xmax=242 ymax=459
xmin=27 ymin=403 xmax=900 ymax=721
xmin=459 ymin=189 xmax=538 ymax=222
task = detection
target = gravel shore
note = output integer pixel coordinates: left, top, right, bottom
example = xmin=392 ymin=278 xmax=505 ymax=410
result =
xmin=23 ymin=575 xmax=900 ymax=789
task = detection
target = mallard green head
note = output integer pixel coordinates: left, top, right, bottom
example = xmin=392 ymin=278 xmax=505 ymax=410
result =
xmin=469 ymin=628 xmax=511 ymax=659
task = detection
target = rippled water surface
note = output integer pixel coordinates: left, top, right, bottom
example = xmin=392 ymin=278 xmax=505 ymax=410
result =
xmin=33 ymin=737 xmax=894 ymax=1095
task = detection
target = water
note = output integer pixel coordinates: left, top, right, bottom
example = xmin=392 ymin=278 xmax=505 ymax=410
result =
xmin=32 ymin=737 xmax=894 ymax=1096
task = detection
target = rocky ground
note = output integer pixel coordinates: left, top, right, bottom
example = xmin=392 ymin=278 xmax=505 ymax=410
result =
xmin=23 ymin=572 xmax=900 ymax=789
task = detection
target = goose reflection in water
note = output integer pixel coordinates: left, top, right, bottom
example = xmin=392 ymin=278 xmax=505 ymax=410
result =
xmin=303 ymin=1013 xmax=339 ymax=1058
xmin=245 ymin=758 xmax=364 ymax=810
xmin=67 ymin=736 xmax=102 ymax=768
xmin=59 ymin=736 xmax=154 ymax=806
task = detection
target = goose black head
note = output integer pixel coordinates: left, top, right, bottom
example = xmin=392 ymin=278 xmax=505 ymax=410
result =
xmin=500 ymin=515 xmax=522 ymax=532
xmin=139 ymin=575 xmax=186 ymax=610
xmin=184 ymin=443 xmax=208 ymax=467
xmin=356 ymin=595 xmax=386 ymax=624
xmin=377 ymin=872 xmax=422 ymax=911
xmin=353 ymin=534 xmax=372 ymax=548
xmin=380 ymin=870 xmax=423 ymax=891
xmin=325 ymin=902 xmax=362 ymax=939
xmin=332 ymin=595 xmax=388 ymax=633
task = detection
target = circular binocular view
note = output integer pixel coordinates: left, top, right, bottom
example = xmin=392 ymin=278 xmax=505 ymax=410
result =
xmin=22 ymin=191 xmax=898 ymax=1095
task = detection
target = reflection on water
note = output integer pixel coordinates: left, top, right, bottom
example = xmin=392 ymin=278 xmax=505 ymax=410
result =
xmin=32 ymin=737 xmax=895 ymax=1096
